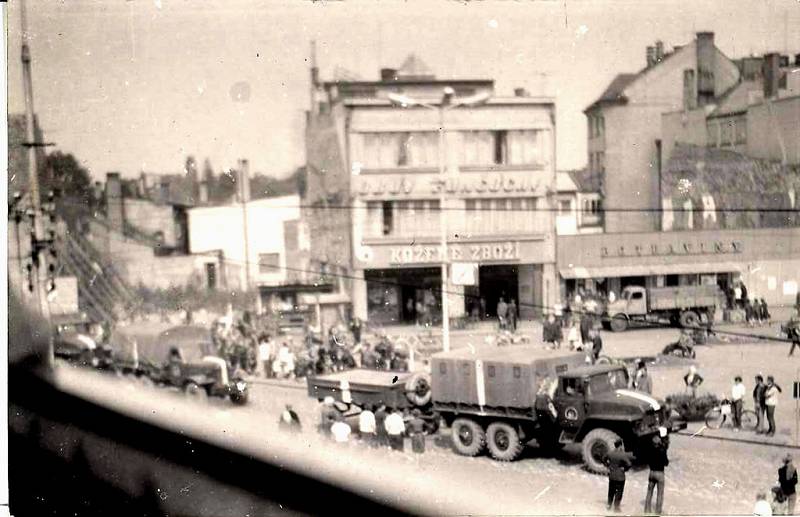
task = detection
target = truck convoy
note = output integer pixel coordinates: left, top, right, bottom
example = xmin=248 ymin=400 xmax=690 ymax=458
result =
xmin=308 ymin=345 xmax=684 ymax=473
xmin=604 ymin=284 xmax=722 ymax=332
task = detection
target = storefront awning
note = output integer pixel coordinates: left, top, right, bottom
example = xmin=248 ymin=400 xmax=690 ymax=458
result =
xmin=559 ymin=261 xmax=745 ymax=280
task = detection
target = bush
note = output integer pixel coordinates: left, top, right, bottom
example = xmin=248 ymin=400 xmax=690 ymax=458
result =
xmin=664 ymin=392 xmax=720 ymax=421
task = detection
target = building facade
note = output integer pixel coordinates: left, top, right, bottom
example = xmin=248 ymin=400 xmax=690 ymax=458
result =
xmin=584 ymin=32 xmax=741 ymax=233
xmin=305 ymin=56 xmax=558 ymax=325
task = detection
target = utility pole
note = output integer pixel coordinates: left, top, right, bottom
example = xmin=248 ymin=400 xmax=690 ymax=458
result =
xmin=20 ymin=0 xmax=53 ymax=327
xmin=239 ymin=159 xmax=252 ymax=293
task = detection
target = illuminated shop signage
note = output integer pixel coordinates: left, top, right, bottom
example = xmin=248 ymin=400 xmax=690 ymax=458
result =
xmin=389 ymin=241 xmax=521 ymax=264
xmin=355 ymin=173 xmax=546 ymax=198
xmin=600 ymin=240 xmax=743 ymax=258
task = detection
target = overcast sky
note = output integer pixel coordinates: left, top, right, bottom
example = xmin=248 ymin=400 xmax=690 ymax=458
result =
xmin=7 ymin=0 xmax=799 ymax=180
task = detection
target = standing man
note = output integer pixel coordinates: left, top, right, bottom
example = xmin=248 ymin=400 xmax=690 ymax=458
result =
xmin=358 ymin=404 xmax=377 ymax=446
xmin=734 ymin=283 xmax=743 ymax=309
xmin=634 ymin=361 xmax=653 ymax=394
xmin=683 ymin=365 xmax=704 ymax=398
xmin=319 ymin=396 xmax=338 ymax=436
xmin=644 ymin=432 xmax=669 ymax=515
xmin=754 ymin=374 xmax=768 ymax=434
xmin=496 ymin=297 xmax=508 ymax=331
xmin=408 ymin=409 xmax=427 ymax=454
xmin=508 ymin=299 xmax=518 ymax=332
xmin=765 ymin=376 xmax=782 ymax=437
xmin=330 ymin=414 xmax=352 ymax=443
xmin=374 ymin=405 xmax=389 ymax=448
xmin=384 ymin=409 xmax=406 ymax=452
xmin=779 ymin=454 xmax=798 ymax=515
xmin=580 ymin=312 xmax=593 ymax=349
xmin=350 ymin=317 xmax=363 ymax=345
xmin=604 ymin=439 xmax=633 ymax=512
xmin=731 ymin=376 xmax=746 ymax=432
xmin=786 ymin=308 xmax=800 ymax=357
xmin=258 ymin=334 xmax=274 ymax=379
xmin=590 ymin=328 xmax=603 ymax=364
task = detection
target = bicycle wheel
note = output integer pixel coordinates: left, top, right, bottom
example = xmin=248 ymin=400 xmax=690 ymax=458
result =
xmin=705 ymin=408 xmax=725 ymax=429
xmin=740 ymin=410 xmax=758 ymax=430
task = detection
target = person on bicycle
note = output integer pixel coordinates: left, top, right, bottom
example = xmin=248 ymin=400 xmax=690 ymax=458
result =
xmin=731 ymin=376 xmax=746 ymax=432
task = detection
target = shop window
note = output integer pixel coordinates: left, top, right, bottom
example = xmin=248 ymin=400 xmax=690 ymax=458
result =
xmin=666 ymin=274 xmax=679 ymax=287
xmin=258 ymin=253 xmax=280 ymax=274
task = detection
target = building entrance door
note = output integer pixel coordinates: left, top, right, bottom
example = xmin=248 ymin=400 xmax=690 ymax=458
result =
xmin=478 ymin=265 xmax=519 ymax=318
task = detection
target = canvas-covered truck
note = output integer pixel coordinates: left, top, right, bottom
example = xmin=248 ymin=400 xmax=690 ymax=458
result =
xmin=432 ymin=346 xmax=685 ymax=472
xmin=308 ymin=346 xmax=684 ymax=473
xmin=604 ymin=284 xmax=722 ymax=332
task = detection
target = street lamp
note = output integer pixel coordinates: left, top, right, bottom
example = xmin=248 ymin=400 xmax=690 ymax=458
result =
xmin=388 ymin=87 xmax=490 ymax=352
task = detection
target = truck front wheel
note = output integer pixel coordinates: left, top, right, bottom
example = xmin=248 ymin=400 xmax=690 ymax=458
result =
xmin=451 ymin=418 xmax=485 ymax=457
xmin=581 ymin=428 xmax=621 ymax=474
xmin=610 ymin=315 xmax=628 ymax=332
xmin=486 ymin=422 xmax=524 ymax=461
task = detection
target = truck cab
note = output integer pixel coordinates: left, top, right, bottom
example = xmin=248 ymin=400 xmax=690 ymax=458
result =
xmin=607 ymin=286 xmax=647 ymax=317
xmin=550 ymin=364 xmax=679 ymax=472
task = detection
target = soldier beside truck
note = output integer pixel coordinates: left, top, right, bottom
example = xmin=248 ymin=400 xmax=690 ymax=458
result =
xmin=308 ymin=346 xmax=685 ymax=474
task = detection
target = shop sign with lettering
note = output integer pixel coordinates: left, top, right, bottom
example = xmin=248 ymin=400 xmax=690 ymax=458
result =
xmin=600 ymin=240 xmax=743 ymax=258
xmin=355 ymin=172 xmax=546 ymax=198
xmin=389 ymin=241 xmax=522 ymax=265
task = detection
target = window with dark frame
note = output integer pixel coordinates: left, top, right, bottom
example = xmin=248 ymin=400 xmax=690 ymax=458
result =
xmin=381 ymin=201 xmax=393 ymax=235
xmin=493 ymin=130 xmax=508 ymax=164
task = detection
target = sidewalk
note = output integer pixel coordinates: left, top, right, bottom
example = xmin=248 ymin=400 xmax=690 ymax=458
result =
xmin=678 ymin=421 xmax=800 ymax=449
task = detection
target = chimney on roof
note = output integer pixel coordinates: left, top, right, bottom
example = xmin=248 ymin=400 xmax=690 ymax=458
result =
xmin=696 ymin=32 xmax=716 ymax=106
xmin=159 ymin=180 xmax=170 ymax=204
xmin=682 ymin=69 xmax=697 ymax=111
xmin=105 ymin=172 xmax=124 ymax=232
xmin=380 ymin=68 xmax=398 ymax=82
xmin=514 ymin=87 xmax=529 ymax=97
xmin=655 ymin=40 xmax=665 ymax=63
xmin=646 ymin=46 xmax=657 ymax=68
xmin=763 ymin=52 xmax=781 ymax=99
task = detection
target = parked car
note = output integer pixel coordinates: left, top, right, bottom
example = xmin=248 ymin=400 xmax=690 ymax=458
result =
xmin=52 ymin=313 xmax=113 ymax=370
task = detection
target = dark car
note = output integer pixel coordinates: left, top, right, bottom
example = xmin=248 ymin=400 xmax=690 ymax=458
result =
xmin=142 ymin=325 xmax=249 ymax=405
xmin=52 ymin=313 xmax=114 ymax=370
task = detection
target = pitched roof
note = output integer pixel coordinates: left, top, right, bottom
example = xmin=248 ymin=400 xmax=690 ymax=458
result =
xmin=567 ymin=169 xmax=603 ymax=193
xmin=709 ymin=80 xmax=762 ymax=117
xmin=584 ymin=74 xmax=637 ymax=112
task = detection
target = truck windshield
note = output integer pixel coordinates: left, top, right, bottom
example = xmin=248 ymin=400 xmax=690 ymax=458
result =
xmin=587 ymin=370 xmax=629 ymax=394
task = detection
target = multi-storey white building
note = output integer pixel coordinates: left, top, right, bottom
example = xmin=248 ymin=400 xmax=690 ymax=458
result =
xmin=305 ymin=56 xmax=557 ymax=325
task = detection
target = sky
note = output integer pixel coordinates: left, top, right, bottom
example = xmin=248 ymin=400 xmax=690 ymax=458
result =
xmin=7 ymin=0 xmax=800 ymax=180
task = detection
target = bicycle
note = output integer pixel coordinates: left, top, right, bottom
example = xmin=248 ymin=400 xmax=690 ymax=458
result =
xmin=704 ymin=399 xmax=757 ymax=430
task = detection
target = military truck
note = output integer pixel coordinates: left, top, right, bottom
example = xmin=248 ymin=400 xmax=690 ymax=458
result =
xmin=432 ymin=346 xmax=684 ymax=473
xmin=604 ymin=284 xmax=721 ymax=332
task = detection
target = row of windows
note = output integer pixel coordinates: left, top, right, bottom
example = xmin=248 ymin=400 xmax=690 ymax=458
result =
xmin=707 ymin=117 xmax=747 ymax=147
xmin=363 ymin=198 xmax=544 ymax=238
xmin=359 ymin=130 xmax=544 ymax=169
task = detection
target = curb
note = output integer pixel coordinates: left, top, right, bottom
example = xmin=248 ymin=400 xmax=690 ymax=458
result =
xmin=675 ymin=429 xmax=800 ymax=449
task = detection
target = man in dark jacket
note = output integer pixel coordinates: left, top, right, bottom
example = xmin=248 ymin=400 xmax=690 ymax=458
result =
xmin=754 ymin=374 xmax=767 ymax=433
xmin=605 ymin=439 xmax=633 ymax=512
xmin=644 ymin=434 xmax=669 ymax=515
xmin=590 ymin=329 xmax=603 ymax=363
xmin=779 ymin=454 xmax=798 ymax=515
xmin=580 ymin=313 xmax=593 ymax=346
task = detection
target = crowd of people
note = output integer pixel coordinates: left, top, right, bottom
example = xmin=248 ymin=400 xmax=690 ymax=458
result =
xmin=314 ymin=396 xmax=428 ymax=453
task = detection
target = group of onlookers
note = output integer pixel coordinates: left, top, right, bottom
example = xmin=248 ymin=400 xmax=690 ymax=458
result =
xmin=603 ymin=429 xmax=671 ymax=514
xmin=316 ymin=397 xmax=427 ymax=453
xmin=542 ymin=310 xmax=604 ymax=363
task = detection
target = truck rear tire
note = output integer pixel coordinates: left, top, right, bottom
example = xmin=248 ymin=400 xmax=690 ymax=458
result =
xmin=486 ymin=422 xmax=524 ymax=461
xmin=451 ymin=418 xmax=485 ymax=457
xmin=610 ymin=315 xmax=628 ymax=332
xmin=679 ymin=310 xmax=700 ymax=328
xmin=581 ymin=428 xmax=620 ymax=475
